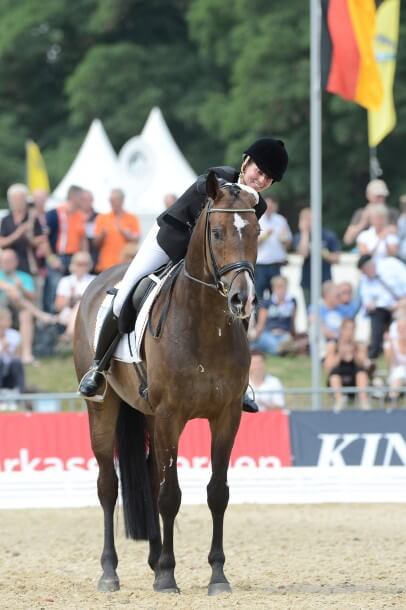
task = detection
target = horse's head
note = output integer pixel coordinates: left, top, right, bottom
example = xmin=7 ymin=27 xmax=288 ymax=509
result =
xmin=186 ymin=171 xmax=260 ymax=319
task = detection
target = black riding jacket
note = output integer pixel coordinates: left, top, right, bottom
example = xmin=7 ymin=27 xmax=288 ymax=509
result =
xmin=156 ymin=166 xmax=267 ymax=262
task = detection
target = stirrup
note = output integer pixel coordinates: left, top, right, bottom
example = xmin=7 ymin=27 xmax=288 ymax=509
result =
xmin=77 ymin=368 xmax=109 ymax=403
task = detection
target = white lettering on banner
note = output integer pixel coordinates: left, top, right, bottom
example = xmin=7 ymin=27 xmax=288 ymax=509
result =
xmin=176 ymin=455 xmax=281 ymax=468
xmin=317 ymin=433 xmax=406 ymax=466
xmin=2 ymin=449 xmax=98 ymax=472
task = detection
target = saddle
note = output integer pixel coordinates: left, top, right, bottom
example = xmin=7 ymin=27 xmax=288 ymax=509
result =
xmin=116 ymin=262 xmax=175 ymax=334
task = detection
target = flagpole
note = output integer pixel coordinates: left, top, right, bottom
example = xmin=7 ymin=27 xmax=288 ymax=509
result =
xmin=369 ymin=146 xmax=383 ymax=180
xmin=310 ymin=0 xmax=322 ymax=410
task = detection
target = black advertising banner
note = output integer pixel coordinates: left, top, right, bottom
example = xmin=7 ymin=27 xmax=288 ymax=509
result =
xmin=290 ymin=410 xmax=406 ymax=466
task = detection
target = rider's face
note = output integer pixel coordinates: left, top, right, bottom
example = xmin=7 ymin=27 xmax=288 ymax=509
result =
xmin=241 ymin=161 xmax=274 ymax=192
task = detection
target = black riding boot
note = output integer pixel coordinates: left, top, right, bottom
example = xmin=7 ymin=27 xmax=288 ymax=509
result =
xmin=78 ymin=305 xmax=122 ymax=398
xmin=242 ymin=317 xmax=259 ymax=413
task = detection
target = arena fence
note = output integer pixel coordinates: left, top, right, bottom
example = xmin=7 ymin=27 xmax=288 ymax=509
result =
xmin=0 ymin=385 xmax=405 ymax=412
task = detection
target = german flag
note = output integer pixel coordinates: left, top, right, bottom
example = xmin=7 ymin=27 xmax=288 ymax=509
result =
xmin=322 ymin=0 xmax=384 ymax=110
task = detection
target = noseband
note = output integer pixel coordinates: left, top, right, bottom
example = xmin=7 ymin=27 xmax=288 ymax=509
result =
xmin=184 ymin=193 xmax=256 ymax=297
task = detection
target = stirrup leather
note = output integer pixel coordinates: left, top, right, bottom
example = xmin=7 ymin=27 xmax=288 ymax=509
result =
xmin=77 ymin=368 xmax=109 ymax=403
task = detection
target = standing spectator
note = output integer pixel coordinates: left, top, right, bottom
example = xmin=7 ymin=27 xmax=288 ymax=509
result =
xmin=46 ymin=185 xmax=87 ymax=272
xmin=249 ymin=275 xmax=296 ymax=355
xmin=343 ymin=179 xmax=398 ymax=246
xmin=0 ymin=306 xmax=25 ymax=392
xmin=94 ymin=188 xmax=141 ymax=273
xmin=397 ymin=194 xmax=406 ymax=262
xmin=163 ymin=193 xmax=177 ymax=209
xmin=255 ymin=196 xmax=292 ymax=299
xmin=293 ymin=208 xmax=341 ymax=308
xmin=358 ymin=254 xmax=406 ymax=359
xmin=356 ymin=204 xmax=399 ymax=261
xmin=324 ymin=319 xmax=371 ymax=411
xmin=336 ymin=281 xmax=361 ymax=319
xmin=0 ymin=183 xmax=45 ymax=275
xmin=54 ymin=252 xmax=95 ymax=342
xmin=80 ymin=189 xmax=99 ymax=271
xmin=248 ymin=351 xmax=285 ymax=410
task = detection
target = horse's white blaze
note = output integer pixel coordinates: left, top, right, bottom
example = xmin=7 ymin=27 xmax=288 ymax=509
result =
xmin=233 ymin=213 xmax=248 ymax=238
xmin=244 ymin=271 xmax=256 ymax=317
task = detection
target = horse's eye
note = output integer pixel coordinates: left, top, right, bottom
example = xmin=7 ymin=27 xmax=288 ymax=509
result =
xmin=212 ymin=228 xmax=223 ymax=240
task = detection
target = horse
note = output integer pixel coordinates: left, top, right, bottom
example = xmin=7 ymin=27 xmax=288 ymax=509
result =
xmin=73 ymin=171 xmax=260 ymax=595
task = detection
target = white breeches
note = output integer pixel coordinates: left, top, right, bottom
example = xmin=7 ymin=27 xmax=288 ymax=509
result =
xmin=113 ymin=222 xmax=170 ymax=317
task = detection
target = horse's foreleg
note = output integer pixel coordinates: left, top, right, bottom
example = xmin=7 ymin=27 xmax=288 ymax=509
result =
xmin=146 ymin=415 xmax=162 ymax=574
xmin=153 ymin=414 xmax=184 ymax=594
xmin=88 ymin=393 xmax=120 ymax=592
xmin=207 ymin=411 xmax=241 ymax=596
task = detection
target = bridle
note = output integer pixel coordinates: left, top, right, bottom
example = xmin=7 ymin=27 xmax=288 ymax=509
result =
xmin=184 ymin=189 xmax=256 ymax=297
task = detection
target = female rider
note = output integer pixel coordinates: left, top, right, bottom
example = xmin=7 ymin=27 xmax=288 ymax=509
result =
xmin=78 ymin=137 xmax=289 ymax=411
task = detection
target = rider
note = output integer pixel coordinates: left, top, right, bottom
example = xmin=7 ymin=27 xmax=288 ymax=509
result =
xmin=78 ymin=137 xmax=289 ymax=410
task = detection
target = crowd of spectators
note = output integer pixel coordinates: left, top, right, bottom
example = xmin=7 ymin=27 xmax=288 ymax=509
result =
xmin=248 ymin=179 xmax=406 ymax=411
xmin=1 ymin=176 xmax=406 ymax=412
xmin=0 ymin=182 xmax=144 ymax=398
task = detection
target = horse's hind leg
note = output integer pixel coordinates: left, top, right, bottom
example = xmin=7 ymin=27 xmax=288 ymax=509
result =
xmin=207 ymin=411 xmax=241 ymax=596
xmin=87 ymin=389 xmax=121 ymax=592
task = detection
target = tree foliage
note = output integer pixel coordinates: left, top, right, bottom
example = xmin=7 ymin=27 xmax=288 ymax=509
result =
xmin=0 ymin=0 xmax=404 ymax=236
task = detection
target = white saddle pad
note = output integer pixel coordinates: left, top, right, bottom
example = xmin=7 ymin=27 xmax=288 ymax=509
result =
xmin=94 ymin=270 xmax=171 ymax=364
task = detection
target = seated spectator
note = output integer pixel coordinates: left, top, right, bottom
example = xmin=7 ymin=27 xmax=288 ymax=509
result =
xmin=54 ymin=252 xmax=95 ymax=341
xmin=312 ymin=281 xmax=345 ymax=343
xmin=356 ymin=204 xmax=398 ymax=261
xmin=255 ymin=196 xmax=292 ymax=299
xmin=397 ymin=194 xmax=406 ymax=262
xmin=0 ymin=306 xmax=25 ymax=392
xmin=94 ymin=188 xmax=141 ymax=272
xmin=248 ymin=351 xmax=285 ymax=410
xmin=384 ymin=316 xmax=406 ymax=403
xmin=0 ymin=249 xmax=54 ymax=364
xmin=324 ymin=319 xmax=371 ymax=411
xmin=343 ymin=179 xmax=398 ymax=246
xmin=0 ymin=183 xmax=45 ymax=275
xmin=249 ymin=276 xmax=296 ymax=355
xmin=336 ymin=281 xmax=361 ymax=319
xmin=293 ymin=207 xmax=340 ymax=308
xmin=358 ymin=254 xmax=406 ymax=358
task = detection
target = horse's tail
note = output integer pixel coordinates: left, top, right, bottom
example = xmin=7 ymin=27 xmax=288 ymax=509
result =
xmin=116 ymin=402 xmax=158 ymax=541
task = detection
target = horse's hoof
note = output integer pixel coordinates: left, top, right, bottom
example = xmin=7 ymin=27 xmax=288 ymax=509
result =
xmin=208 ymin=582 xmax=232 ymax=596
xmin=153 ymin=585 xmax=180 ymax=594
xmin=97 ymin=576 xmax=120 ymax=592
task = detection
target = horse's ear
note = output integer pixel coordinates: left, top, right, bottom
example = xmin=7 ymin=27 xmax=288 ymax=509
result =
xmin=205 ymin=170 xmax=219 ymax=200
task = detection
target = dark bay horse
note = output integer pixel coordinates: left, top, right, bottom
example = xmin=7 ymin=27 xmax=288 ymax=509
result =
xmin=73 ymin=172 xmax=260 ymax=595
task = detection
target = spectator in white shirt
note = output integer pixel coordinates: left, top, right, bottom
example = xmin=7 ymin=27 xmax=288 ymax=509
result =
xmin=358 ymin=254 xmax=406 ymax=358
xmin=255 ymin=196 xmax=292 ymax=299
xmin=356 ymin=204 xmax=399 ymax=261
xmin=248 ymin=351 xmax=285 ymax=410
xmin=54 ymin=251 xmax=95 ymax=341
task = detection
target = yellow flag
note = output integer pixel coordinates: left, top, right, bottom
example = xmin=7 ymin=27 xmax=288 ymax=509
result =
xmin=26 ymin=139 xmax=50 ymax=192
xmin=368 ymin=0 xmax=400 ymax=147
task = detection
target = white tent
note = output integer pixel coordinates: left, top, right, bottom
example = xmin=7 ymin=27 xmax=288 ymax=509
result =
xmin=51 ymin=119 xmax=125 ymax=213
xmin=117 ymin=107 xmax=196 ymax=229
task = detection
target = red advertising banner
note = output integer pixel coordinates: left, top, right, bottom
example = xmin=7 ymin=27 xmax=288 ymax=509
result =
xmin=0 ymin=411 xmax=291 ymax=472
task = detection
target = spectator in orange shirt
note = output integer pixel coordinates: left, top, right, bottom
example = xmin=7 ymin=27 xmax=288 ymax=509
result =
xmin=94 ymin=188 xmax=141 ymax=272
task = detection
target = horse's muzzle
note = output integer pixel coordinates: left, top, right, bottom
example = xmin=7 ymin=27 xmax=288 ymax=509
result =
xmin=227 ymin=271 xmax=257 ymax=319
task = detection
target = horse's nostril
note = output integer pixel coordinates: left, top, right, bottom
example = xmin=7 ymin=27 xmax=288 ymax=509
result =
xmin=230 ymin=291 xmax=247 ymax=311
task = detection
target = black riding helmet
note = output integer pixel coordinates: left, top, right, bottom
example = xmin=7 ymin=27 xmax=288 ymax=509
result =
xmin=243 ymin=137 xmax=288 ymax=182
